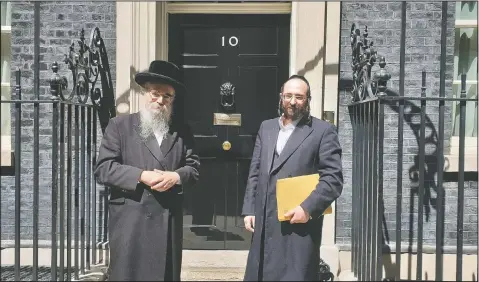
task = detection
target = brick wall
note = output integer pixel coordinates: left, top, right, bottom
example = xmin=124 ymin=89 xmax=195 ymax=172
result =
xmin=336 ymin=2 xmax=478 ymax=250
xmin=1 ymin=1 xmax=115 ymax=244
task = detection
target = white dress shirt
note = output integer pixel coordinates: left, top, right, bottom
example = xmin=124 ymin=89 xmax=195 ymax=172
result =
xmin=276 ymin=116 xmax=301 ymax=155
xmin=154 ymin=130 xmax=165 ymax=147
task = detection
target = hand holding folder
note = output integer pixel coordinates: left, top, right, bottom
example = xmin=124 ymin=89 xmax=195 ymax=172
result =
xmin=276 ymin=173 xmax=333 ymax=222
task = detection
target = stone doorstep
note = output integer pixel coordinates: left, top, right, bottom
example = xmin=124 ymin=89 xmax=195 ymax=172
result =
xmin=181 ymin=250 xmax=248 ymax=268
xmin=181 ymin=267 xmax=245 ymax=281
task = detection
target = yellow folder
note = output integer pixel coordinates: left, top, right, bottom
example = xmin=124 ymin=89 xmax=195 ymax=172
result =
xmin=276 ymin=173 xmax=333 ymax=221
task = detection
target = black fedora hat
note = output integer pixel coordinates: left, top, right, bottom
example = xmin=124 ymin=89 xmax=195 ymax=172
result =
xmin=135 ymin=60 xmax=186 ymax=93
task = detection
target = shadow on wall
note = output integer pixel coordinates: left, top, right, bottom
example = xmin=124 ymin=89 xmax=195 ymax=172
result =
xmin=296 ymin=45 xmax=339 ymax=81
xmin=297 ymin=46 xmax=324 ymax=76
xmin=382 ymin=87 xmax=440 ymax=223
xmin=114 ymin=65 xmax=148 ymax=115
xmin=342 ymin=74 xmax=477 ymax=279
xmin=341 ymin=76 xmax=442 ymax=237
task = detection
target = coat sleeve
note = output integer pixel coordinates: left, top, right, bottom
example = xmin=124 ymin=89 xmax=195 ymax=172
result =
xmin=94 ymin=118 xmax=143 ymax=191
xmin=300 ymin=124 xmax=343 ymax=218
xmin=174 ymin=124 xmax=200 ymax=187
xmin=241 ymin=122 xmax=263 ymax=216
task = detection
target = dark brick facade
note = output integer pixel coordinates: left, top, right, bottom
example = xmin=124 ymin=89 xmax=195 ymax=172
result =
xmin=336 ymin=2 xmax=478 ymax=251
xmin=1 ymin=1 xmax=115 ymax=244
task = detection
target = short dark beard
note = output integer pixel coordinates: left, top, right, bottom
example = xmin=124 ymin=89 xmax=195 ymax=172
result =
xmin=282 ymin=104 xmax=306 ymax=121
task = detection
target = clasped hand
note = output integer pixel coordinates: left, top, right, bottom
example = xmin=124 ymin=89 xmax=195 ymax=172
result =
xmin=140 ymin=169 xmax=180 ymax=192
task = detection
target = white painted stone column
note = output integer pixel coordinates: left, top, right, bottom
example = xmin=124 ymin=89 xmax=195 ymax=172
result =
xmin=289 ymin=2 xmax=325 ymax=119
xmin=115 ymin=2 xmax=168 ymax=115
xmin=290 ymin=2 xmax=342 ymax=278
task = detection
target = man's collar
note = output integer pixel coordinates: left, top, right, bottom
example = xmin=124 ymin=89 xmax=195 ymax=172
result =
xmin=279 ymin=114 xmax=302 ymax=129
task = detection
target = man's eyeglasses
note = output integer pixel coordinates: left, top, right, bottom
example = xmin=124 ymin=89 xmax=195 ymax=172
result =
xmin=147 ymin=91 xmax=175 ymax=102
xmin=282 ymin=93 xmax=306 ymax=102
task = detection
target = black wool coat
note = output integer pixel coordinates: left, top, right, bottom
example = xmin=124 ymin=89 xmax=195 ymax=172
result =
xmin=242 ymin=116 xmax=343 ymax=281
xmin=95 ymin=113 xmax=200 ymax=281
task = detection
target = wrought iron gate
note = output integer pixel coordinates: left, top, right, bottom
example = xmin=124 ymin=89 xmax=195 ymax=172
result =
xmin=0 ymin=26 xmax=115 ymax=281
xmin=348 ymin=2 xmax=478 ymax=281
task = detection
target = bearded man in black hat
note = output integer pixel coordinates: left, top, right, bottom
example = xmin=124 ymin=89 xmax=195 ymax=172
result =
xmin=95 ymin=60 xmax=200 ymax=281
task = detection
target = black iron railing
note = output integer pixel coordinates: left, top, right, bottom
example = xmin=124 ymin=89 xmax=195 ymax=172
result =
xmin=0 ymin=26 xmax=114 ymax=281
xmin=348 ymin=2 xmax=478 ymax=281
xmin=349 ymin=73 xmax=476 ymax=282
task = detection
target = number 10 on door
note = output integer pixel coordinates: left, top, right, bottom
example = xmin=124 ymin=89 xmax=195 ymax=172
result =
xmin=222 ymin=36 xmax=239 ymax=47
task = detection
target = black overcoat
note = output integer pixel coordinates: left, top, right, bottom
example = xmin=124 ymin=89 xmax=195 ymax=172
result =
xmin=94 ymin=112 xmax=200 ymax=281
xmin=242 ymin=116 xmax=343 ymax=281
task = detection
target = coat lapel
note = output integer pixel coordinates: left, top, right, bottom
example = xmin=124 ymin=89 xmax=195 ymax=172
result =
xmin=271 ymin=119 xmax=313 ymax=174
xmin=160 ymin=131 xmax=177 ymax=158
xmin=267 ymin=122 xmax=280 ymax=174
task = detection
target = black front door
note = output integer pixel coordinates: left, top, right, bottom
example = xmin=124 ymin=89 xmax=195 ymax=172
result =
xmin=168 ymin=13 xmax=290 ymax=250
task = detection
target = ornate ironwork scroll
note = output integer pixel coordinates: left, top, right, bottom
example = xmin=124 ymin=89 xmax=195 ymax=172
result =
xmin=49 ymin=27 xmax=116 ymax=133
xmin=350 ymin=23 xmax=391 ymax=102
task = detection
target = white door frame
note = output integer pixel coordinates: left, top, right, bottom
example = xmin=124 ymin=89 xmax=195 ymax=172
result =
xmin=115 ymin=1 xmax=341 ymax=275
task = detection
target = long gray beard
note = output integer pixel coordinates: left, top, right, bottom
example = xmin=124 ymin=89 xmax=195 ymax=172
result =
xmin=139 ymin=106 xmax=171 ymax=141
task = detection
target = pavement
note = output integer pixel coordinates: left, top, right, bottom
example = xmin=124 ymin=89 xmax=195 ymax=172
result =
xmin=0 ymin=250 xmax=248 ymax=281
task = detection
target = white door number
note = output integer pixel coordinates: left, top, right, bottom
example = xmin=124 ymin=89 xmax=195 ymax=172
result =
xmin=222 ymin=36 xmax=239 ymax=47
